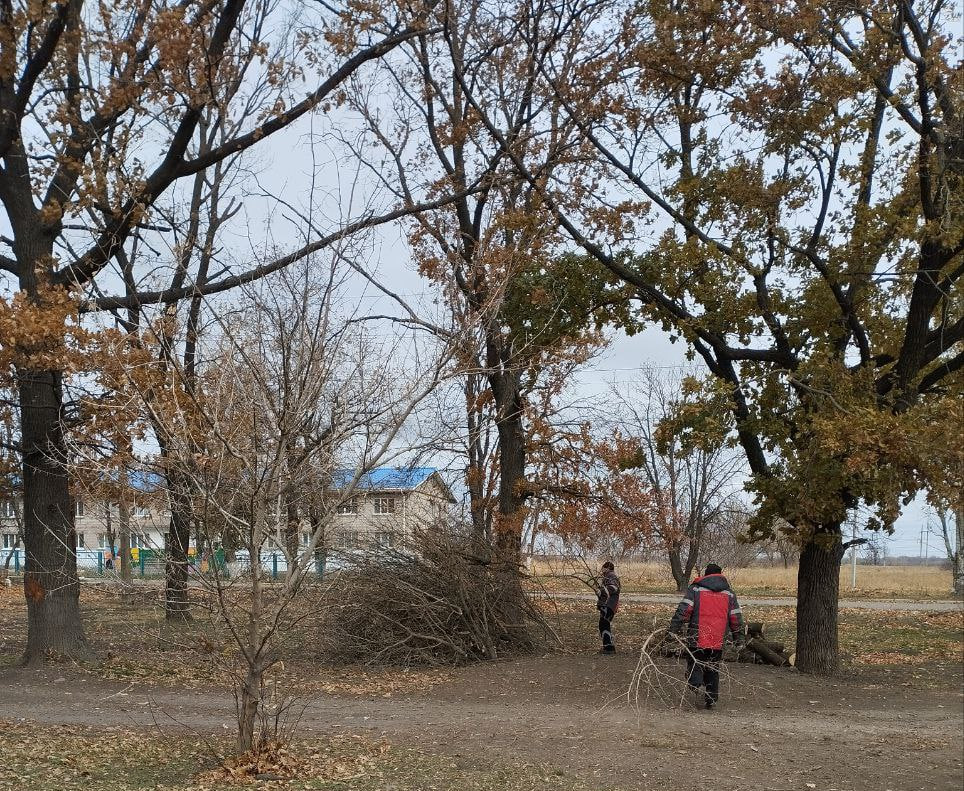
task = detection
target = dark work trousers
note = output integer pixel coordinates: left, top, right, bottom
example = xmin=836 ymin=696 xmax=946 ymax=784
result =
xmin=598 ymin=607 xmax=615 ymax=649
xmin=686 ymin=648 xmax=723 ymax=703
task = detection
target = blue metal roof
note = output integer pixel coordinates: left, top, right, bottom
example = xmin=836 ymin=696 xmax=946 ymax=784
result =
xmin=96 ymin=469 xmax=165 ymax=492
xmin=331 ymin=467 xmax=439 ymax=491
xmin=128 ymin=470 xmax=164 ymax=492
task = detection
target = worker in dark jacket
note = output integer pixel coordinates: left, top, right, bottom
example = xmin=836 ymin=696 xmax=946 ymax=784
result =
xmin=596 ymin=561 xmax=621 ymax=654
xmin=668 ymin=563 xmax=744 ymax=708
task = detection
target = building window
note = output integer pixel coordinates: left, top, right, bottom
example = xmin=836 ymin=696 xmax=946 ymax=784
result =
xmin=373 ymin=497 xmax=396 ymax=515
xmin=301 ymin=531 xmax=310 ymax=546
xmin=130 ymin=534 xmax=149 ymax=549
xmin=374 ymin=531 xmax=394 ymax=548
xmin=2 ymin=533 xmax=17 ymax=549
xmin=0 ymin=501 xmax=15 ymax=519
xmin=75 ymin=499 xmax=85 ymax=518
xmin=97 ymin=533 xmax=109 ymax=549
xmin=133 ymin=504 xmax=151 ymax=518
xmin=76 ymin=532 xmax=86 ymax=549
xmin=336 ymin=531 xmax=360 ymax=549
xmin=336 ymin=498 xmax=358 ymax=515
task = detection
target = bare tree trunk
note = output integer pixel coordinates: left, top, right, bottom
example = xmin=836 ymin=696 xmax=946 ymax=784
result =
xmin=2 ymin=533 xmax=22 ymax=579
xmin=795 ymin=523 xmax=844 ymax=675
xmin=2 ymin=501 xmax=23 ymax=579
xmin=238 ymin=661 xmax=263 ymax=754
xmin=19 ymin=370 xmax=91 ymax=664
xmin=667 ymin=518 xmax=702 ymax=591
xmin=525 ymin=500 xmax=541 ymax=559
xmin=103 ymin=503 xmax=116 ymax=566
xmin=491 ymin=361 xmax=527 ymax=563
xmin=668 ymin=544 xmax=687 ymax=592
xmin=238 ymin=543 xmax=264 ymax=753
xmin=284 ymin=495 xmax=300 ymax=563
xmin=165 ymin=467 xmax=192 ymax=621
xmin=308 ymin=501 xmax=326 ymax=578
xmin=118 ymin=495 xmax=132 ymax=600
xmin=942 ymin=506 xmax=963 ymax=596
xmin=494 ymin=410 xmax=526 ymax=562
xmin=466 ymin=375 xmax=492 ymax=547
xmin=955 ymin=506 xmax=963 ymax=596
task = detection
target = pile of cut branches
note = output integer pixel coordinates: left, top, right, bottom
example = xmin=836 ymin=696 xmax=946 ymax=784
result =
xmin=323 ymin=533 xmax=554 ymax=666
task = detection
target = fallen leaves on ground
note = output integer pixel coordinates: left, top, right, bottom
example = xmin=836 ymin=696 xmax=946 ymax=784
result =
xmin=196 ymin=735 xmax=390 ymax=787
xmin=0 ymin=719 xmax=600 ymax=791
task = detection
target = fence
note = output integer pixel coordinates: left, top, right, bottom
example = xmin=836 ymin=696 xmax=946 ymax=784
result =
xmin=0 ymin=547 xmax=332 ymax=580
xmin=0 ymin=547 xmax=211 ymax=577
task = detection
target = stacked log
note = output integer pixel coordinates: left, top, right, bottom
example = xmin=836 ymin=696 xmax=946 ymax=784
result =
xmin=737 ymin=622 xmax=793 ymax=666
xmin=663 ymin=621 xmax=793 ymax=667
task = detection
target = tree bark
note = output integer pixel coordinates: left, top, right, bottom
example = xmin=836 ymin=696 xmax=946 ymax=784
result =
xmin=668 ymin=544 xmax=686 ymax=591
xmin=795 ymin=523 xmax=844 ymax=675
xmin=165 ymin=469 xmax=192 ymax=621
xmin=19 ymin=369 xmax=92 ymax=664
xmin=668 ymin=541 xmax=700 ymax=592
xmin=1 ymin=533 xmax=21 ymax=579
xmin=746 ymin=637 xmax=789 ymax=666
xmin=238 ymin=544 xmax=265 ymax=753
xmin=746 ymin=622 xmax=765 ymax=639
xmin=308 ymin=501 xmax=326 ymax=578
xmin=493 ymin=406 xmax=526 ymax=562
xmin=2 ymin=500 xmax=23 ymax=579
xmin=465 ymin=374 xmax=492 ymax=548
xmin=118 ymin=495 xmax=133 ymax=603
xmin=103 ymin=502 xmax=116 ymax=568
xmin=238 ymin=662 xmax=263 ymax=754
xmin=489 ymin=358 xmax=528 ymax=564
xmin=952 ymin=506 xmax=963 ymax=596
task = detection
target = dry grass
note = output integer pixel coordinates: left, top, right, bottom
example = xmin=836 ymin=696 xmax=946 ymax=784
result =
xmin=528 ymin=558 xmax=956 ymax=598
xmin=541 ymin=599 xmax=963 ymax=669
xmin=0 ymin=719 xmax=599 ymax=791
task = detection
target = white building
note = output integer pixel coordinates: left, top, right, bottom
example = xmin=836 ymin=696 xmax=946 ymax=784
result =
xmin=2 ymin=467 xmax=454 ymax=572
xmin=327 ymin=467 xmax=455 ymax=550
xmin=0 ymin=471 xmax=168 ymax=571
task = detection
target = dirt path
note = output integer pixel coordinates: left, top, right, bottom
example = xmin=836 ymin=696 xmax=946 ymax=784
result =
xmin=3 ymin=654 xmax=961 ymax=791
xmin=71 ymin=580 xmax=964 ymax=612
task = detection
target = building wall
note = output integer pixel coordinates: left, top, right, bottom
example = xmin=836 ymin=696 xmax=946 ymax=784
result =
xmin=329 ymin=475 xmax=452 ymax=549
xmin=75 ymin=501 xmax=169 ymax=551
xmin=3 ymin=472 xmax=454 ymax=558
xmin=1 ymin=495 xmax=169 ymax=553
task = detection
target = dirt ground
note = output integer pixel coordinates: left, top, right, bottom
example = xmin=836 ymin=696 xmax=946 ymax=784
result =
xmin=0 ymin=587 xmax=961 ymax=791
xmin=0 ymin=654 xmax=962 ymax=791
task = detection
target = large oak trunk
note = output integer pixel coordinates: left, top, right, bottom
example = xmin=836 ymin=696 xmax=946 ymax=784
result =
xmin=494 ymin=411 xmax=526 ymax=562
xmin=490 ymin=384 xmax=528 ymax=639
xmin=19 ymin=369 xmax=91 ymax=664
xmin=795 ymin=523 xmax=844 ymax=675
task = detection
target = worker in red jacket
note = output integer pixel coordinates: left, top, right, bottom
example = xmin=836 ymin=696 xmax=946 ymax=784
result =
xmin=668 ymin=563 xmax=744 ymax=709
